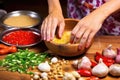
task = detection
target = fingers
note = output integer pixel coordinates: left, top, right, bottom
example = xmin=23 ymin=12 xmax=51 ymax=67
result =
xmin=51 ymin=18 xmax=58 ymax=40
xmin=41 ymin=19 xmax=47 ymax=40
xmin=58 ymin=21 xmax=65 ymax=38
xmin=41 ymin=17 xmax=58 ymax=41
xmin=85 ymin=31 xmax=96 ymax=48
xmin=71 ymin=26 xmax=85 ymax=43
xmin=70 ymin=25 xmax=96 ymax=50
xmin=41 ymin=17 xmax=64 ymax=42
xmin=78 ymin=29 xmax=91 ymax=50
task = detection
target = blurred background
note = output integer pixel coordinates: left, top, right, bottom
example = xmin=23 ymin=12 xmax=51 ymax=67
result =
xmin=0 ymin=0 xmax=67 ymax=19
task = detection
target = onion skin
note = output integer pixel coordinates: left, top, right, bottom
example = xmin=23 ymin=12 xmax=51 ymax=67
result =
xmin=115 ymin=48 xmax=120 ymax=63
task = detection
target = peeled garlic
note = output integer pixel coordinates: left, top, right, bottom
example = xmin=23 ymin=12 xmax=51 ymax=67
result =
xmin=78 ymin=56 xmax=91 ymax=70
xmin=92 ymin=58 xmax=109 ymax=77
xmin=33 ymin=74 xmax=39 ymax=80
xmin=71 ymin=71 xmax=81 ymax=78
xmin=63 ymin=72 xmax=76 ymax=80
xmin=109 ymin=64 xmax=120 ymax=76
xmin=40 ymin=72 xmax=48 ymax=80
xmin=38 ymin=61 xmax=51 ymax=72
xmin=103 ymin=44 xmax=117 ymax=59
xmin=51 ymin=57 xmax=58 ymax=63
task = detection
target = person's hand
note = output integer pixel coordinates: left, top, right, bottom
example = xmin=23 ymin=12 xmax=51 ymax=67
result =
xmin=41 ymin=10 xmax=65 ymax=41
xmin=70 ymin=12 xmax=104 ymax=50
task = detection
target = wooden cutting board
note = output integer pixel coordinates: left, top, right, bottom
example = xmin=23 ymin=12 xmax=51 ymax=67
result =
xmin=0 ymin=36 xmax=120 ymax=80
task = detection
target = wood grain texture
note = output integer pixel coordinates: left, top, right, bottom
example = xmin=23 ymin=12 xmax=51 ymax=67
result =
xmin=0 ymin=36 xmax=120 ymax=80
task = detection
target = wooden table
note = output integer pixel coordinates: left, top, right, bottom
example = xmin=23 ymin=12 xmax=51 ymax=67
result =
xmin=0 ymin=36 xmax=120 ymax=80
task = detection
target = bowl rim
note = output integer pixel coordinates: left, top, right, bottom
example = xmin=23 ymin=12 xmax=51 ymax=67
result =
xmin=0 ymin=28 xmax=42 ymax=48
xmin=0 ymin=10 xmax=41 ymax=29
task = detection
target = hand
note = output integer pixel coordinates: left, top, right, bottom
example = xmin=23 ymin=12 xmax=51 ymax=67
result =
xmin=70 ymin=12 xmax=104 ymax=50
xmin=41 ymin=10 xmax=65 ymax=41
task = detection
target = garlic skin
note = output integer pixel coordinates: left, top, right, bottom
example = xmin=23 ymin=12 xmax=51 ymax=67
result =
xmin=115 ymin=48 xmax=120 ymax=63
xmin=38 ymin=61 xmax=51 ymax=72
xmin=72 ymin=60 xmax=78 ymax=69
xmin=92 ymin=58 xmax=109 ymax=77
xmin=109 ymin=64 xmax=120 ymax=76
xmin=103 ymin=44 xmax=117 ymax=59
xmin=78 ymin=56 xmax=91 ymax=70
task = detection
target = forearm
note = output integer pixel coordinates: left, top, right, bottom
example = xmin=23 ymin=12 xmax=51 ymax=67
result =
xmin=47 ymin=0 xmax=62 ymax=14
xmin=91 ymin=0 xmax=120 ymax=21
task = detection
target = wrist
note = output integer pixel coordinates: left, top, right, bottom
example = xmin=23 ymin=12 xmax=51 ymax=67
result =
xmin=48 ymin=0 xmax=62 ymax=14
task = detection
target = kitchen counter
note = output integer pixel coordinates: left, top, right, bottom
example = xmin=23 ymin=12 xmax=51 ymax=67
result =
xmin=0 ymin=36 xmax=120 ymax=80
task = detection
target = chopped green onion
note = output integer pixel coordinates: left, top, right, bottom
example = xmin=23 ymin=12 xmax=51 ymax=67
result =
xmin=0 ymin=49 xmax=48 ymax=74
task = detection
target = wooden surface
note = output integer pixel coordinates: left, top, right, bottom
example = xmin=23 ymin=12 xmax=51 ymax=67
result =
xmin=0 ymin=36 xmax=120 ymax=80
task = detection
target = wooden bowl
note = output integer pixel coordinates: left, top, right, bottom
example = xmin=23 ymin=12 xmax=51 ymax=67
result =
xmin=44 ymin=18 xmax=88 ymax=57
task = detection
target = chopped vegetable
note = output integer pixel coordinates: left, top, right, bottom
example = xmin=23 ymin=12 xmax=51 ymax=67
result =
xmin=0 ymin=44 xmax=17 ymax=55
xmin=0 ymin=49 xmax=48 ymax=74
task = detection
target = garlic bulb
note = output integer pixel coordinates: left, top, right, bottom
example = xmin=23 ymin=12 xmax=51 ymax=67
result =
xmin=92 ymin=58 xmax=109 ymax=77
xmin=109 ymin=64 xmax=120 ymax=76
xmin=103 ymin=44 xmax=117 ymax=59
xmin=78 ymin=56 xmax=91 ymax=70
xmin=38 ymin=61 xmax=51 ymax=72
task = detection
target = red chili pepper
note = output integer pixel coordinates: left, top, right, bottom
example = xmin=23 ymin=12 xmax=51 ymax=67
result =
xmin=86 ymin=76 xmax=100 ymax=80
xmin=2 ymin=30 xmax=41 ymax=45
xmin=77 ymin=69 xmax=92 ymax=77
xmin=91 ymin=60 xmax=97 ymax=67
xmin=95 ymin=52 xmax=115 ymax=66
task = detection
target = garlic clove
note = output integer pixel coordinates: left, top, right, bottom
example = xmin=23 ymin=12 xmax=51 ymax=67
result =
xmin=72 ymin=60 xmax=79 ymax=69
xmin=33 ymin=74 xmax=40 ymax=80
xmin=71 ymin=71 xmax=81 ymax=78
xmin=38 ymin=61 xmax=51 ymax=72
xmin=92 ymin=58 xmax=109 ymax=77
xmin=102 ymin=44 xmax=117 ymax=59
xmin=109 ymin=64 xmax=120 ymax=76
xmin=51 ymin=57 xmax=58 ymax=63
xmin=78 ymin=56 xmax=91 ymax=70
xmin=63 ymin=72 xmax=76 ymax=80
